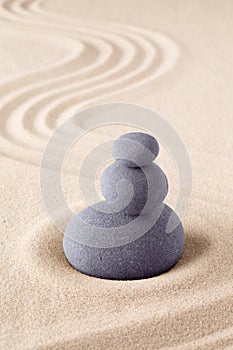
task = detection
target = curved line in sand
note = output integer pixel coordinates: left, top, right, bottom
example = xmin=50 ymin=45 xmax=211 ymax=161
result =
xmin=0 ymin=2 xmax=86 ymax=83
xmin=0 ymin=0 xmax=178 ymax=161
xmin=1 ymin=3 xmax=232 ymax=348
xmin=12 ymin=218 xmax=233 ymax=348
xmin=6 ymin=30 xmax=138 ymax=143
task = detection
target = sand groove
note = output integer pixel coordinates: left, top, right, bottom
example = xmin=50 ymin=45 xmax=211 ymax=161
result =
xmin=1 ymin=1 xmax=232 ymax=349
xmin=0 ymin=0 xmax=178 ymax=163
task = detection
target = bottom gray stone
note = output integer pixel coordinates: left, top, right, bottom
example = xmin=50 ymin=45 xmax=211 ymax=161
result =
xmin=63 ymin=204 xmax=184 ymax=280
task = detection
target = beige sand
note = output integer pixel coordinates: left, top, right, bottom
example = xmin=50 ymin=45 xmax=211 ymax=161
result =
xmin=1 ymin=0 xmax=233 ymax=349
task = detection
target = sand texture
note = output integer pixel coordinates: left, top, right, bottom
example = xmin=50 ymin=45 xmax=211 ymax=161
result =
xmin=1 ymin=0 xmax=233 ymax=349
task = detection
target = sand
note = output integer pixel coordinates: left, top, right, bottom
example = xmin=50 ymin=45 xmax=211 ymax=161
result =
xmin=1 ymin=0 xmax=233 ymax=349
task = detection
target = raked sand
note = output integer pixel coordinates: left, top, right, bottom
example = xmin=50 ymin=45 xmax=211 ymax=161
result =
xmin=1 ymin=0 xmax=233 ymax=349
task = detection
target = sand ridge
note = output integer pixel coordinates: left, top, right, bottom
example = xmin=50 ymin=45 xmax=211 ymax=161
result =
xmin=1 ymin=0 xmax=233 ymax=349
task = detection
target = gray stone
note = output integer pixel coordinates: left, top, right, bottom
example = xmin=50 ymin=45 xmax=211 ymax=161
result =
xmin=100 ymin=161 xmax=168 ymax=214
xmin=63 ymin=132 xmax=185 ymax=280
xmin=112 ymin=132 xmax=159 ymax=167
xmin=63 ymin=204 xmax=184 ymax=280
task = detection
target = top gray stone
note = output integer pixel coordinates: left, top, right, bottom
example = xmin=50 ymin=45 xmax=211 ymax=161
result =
xmin=112 ymin=132 xmax=159 ymax=167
